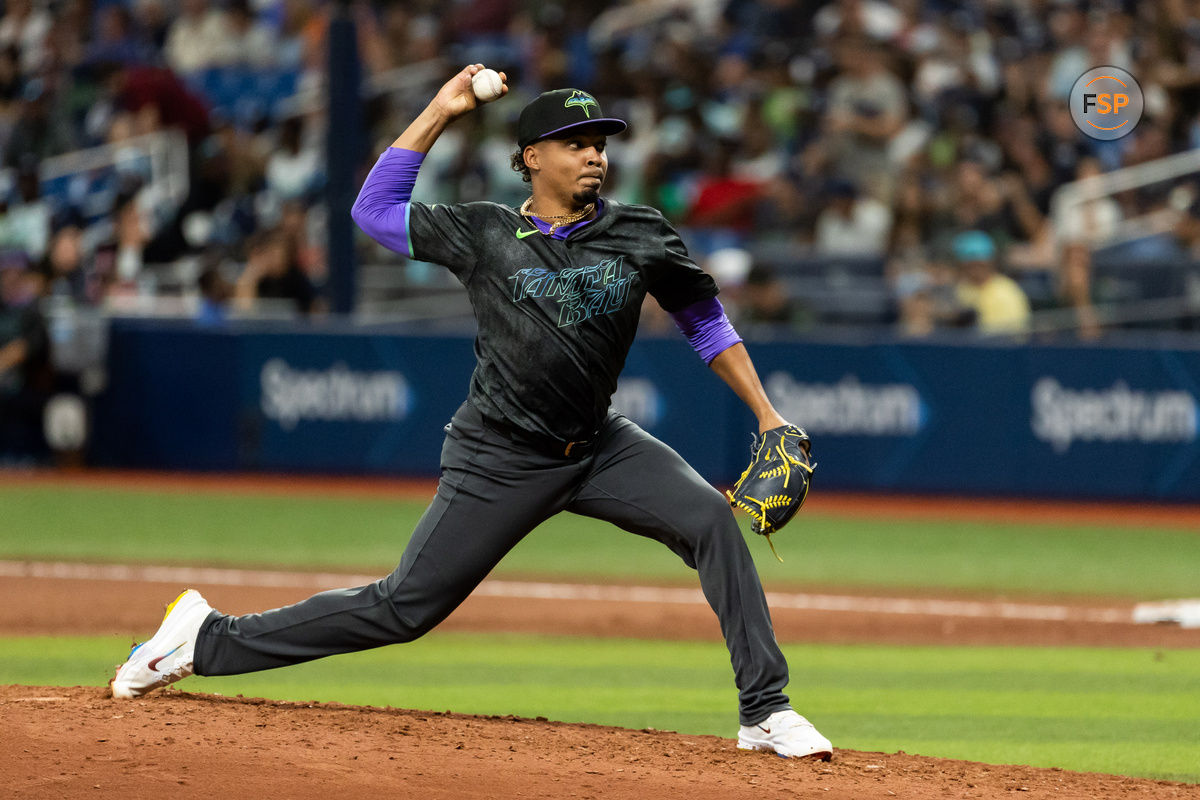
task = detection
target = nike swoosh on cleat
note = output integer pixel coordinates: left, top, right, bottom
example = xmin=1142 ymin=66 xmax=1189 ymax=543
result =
xmin=758 ymin=725 xmax=771 ymax=734
xmin=147 ymin=643 xmax=185 ymax=672
xmin=515 ymin=228 xmax=539 ymax=239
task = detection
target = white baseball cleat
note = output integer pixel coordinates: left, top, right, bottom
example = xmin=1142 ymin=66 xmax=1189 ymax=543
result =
xmin=111 ymin=589 xmax=213 ymax=699
xmin=737 ymin=709 xmax=833 ymax=760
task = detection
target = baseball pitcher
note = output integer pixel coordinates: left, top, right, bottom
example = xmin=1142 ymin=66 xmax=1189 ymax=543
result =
xmin=112 ymin=64 xmax=831 ymax=761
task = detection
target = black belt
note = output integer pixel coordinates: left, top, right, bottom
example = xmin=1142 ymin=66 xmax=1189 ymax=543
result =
xmin=479 ymin=413 xmax=597 ymax=459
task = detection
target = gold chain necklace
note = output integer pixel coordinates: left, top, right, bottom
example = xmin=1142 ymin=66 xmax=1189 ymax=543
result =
xmin=519 ymin=197 xmax=595 ymax=235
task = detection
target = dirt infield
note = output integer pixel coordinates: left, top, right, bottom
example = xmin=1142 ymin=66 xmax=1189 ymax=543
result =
xmin=5 ymin=685 xmax=1198 ymax=800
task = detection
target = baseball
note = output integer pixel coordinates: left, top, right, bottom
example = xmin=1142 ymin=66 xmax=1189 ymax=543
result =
xmin=472 ymin=68 xmax=503 ymax=102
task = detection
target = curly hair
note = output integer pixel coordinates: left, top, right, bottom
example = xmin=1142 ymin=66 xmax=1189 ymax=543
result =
xmin=510 ymin=147 xmax=531 ymax=183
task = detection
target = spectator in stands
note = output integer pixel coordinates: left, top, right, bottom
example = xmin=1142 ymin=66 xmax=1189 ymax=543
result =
xmin=0 ymin=256 xmax=51 ymax=460
xmin=889 ymin=216 xmax=944 ymax=338
xmin=814 ymin=178 xmax=892 ymax=257
xmin=0 ymin=0 xmax=50 ymax=76
xmin=0 ymin=45 xmax=22 ymax=108
xmin=101 ymin=61 xmax=212 ymax=146
xmin=1055 ymin=157 xmax=1122 ymax=246
xmin=37 ymin=213 xmax=89 ymax=305
xmin=1175 ymin=190 xmax=1200 ymax=259
xmin=1058 ymin=241 xmax=1100 ymax=341
xmin=813 ymin=0 xmax=904 ymax=44
xmin=85 ymin=4 xmax=155 ymax=66
xmin=895 ymin=270 xmax=936 ymax=338
xmin=90 ymin=185 xmax=150 ymax=299
xmin=1148 ymin=3 xmax=1200 ymax=146
xmin=731 ymin=102 xmax=787 ymax=183
xmin=295 ymin=0 xmax=391 ymax=83
xmin=1124 ymin=118 xmax=1174 ymax=169
xmin=199 ymin=114 xmax=268 ymax=203
xmin=1045 ymin=2 xmax=1089 ymax=100
xmin=196 ymin=263 xmax=232 ymax=324
xmin=265 ymin=115 xmax=322 ymax=201
xmin=929 ymin=159 xmax=1049 ymax=268
xmin=998 ymin=116 xmax=1055 ymax=210
xmin=447 ymin=0 xmax=519 ymax=67
xmin=234 ymin=227 xmax=318 ymax=315
xmin=817 ymin=37 xmax=908 ymax=200
xmin=741 ymin=264 xmax=802 ymax=329
xmin=910 ymin=19 xmax=1001 ymax=125
xmin=279 ymin=200 xmax=325 ymax=281
xmin=41 ymin=0 xmax=89 ymax=75
xmin=0 ymin=159 xmax=50 ymax=262
xmin=951 ymin=230 xmax=1030 ymax=336
xmin=686 ymin=139 xmax=763 ymax=233
xmin=890 ymin=170 xmax=940 ymax=255
xmin=997 ymin=171 xmax=1054 ymax=268
xmin=3 ymin=79 xmax=74 ymax=167
xmin=132 ymin=0 xmax=170 ymax=52
xmin=754 ymin=53 xmax=812 ymax=152
xmin=275 ymin=0 xmax=317 ymax=71
xmin=754 ymin=173 xmax=812 ymax=246
xmin=724 ymin=0 xmax=819 ymax=54
xmin=394 ymin=5 xmax=439 ymax=60
xmin=1038 ymin=104 xmax=1088 ymax=186
xmin=165 ymin=0 xmax=233 ymax=75
xmin=225 ymin=0 xmax=281 ymax=69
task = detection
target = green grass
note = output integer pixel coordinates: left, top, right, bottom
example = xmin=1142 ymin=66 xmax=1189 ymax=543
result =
xmin=3 ymin=484 xmax=1200 ymax=597
xmin=4 ymin=633 xmax=1197 ymax=783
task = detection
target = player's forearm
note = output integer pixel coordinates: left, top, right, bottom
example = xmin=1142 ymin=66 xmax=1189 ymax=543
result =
xmin=668 ymin=299 xmax=786 ymax=431
xmin=708 ymin=343 xmax=788 ymax=434
xmin=390 ymin=102 xmax=455 ymax=153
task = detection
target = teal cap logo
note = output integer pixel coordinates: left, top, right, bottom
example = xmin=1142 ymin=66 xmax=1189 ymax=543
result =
xmin=564 ymin=91 xmax=599 ymax=119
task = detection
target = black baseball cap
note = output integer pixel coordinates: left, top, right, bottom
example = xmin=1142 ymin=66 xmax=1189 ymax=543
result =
xmin=517 ymin=89 xmax=627 ymax=149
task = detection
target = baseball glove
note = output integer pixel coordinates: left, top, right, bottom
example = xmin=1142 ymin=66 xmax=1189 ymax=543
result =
xmin=727 ymin=424 xmax=815 ymax=560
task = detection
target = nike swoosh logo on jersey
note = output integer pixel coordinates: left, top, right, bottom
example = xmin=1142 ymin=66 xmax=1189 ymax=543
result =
xmin=147 ymin=643 xmax=185 ymax=672
xmin=515 ymin=228 xmax=539 ymax=239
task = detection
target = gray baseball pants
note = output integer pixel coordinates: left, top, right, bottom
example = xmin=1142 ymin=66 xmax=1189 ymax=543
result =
xmin=193 ymin=401 xmax=792 ymax=725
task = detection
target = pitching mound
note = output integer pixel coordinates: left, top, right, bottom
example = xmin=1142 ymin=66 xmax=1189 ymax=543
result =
xmin=5 ymin=685 xmax=1196 ymax=800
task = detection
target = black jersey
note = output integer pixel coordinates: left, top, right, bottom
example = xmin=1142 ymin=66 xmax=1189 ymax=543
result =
xmin=407 ymin=199 xmax=717 ymax=440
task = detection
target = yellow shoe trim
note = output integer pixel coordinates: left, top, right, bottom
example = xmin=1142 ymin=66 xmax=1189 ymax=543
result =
xmin=162 ymin=590 xmax=190 ymax=622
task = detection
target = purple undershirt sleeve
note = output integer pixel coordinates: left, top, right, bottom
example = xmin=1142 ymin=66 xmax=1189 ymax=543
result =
xmin=669 ymin=297 xmax=743 ymax=364
xmin=350 ymin=147 xmax=425 ymax=257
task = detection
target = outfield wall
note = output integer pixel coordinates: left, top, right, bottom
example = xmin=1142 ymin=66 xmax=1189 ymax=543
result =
xmin=91 ymin=319 xmax=1200 ymax=501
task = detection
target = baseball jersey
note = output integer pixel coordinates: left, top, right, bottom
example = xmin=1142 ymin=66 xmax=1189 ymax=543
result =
xmin=407 ymin=200 xmax=717 ymax=441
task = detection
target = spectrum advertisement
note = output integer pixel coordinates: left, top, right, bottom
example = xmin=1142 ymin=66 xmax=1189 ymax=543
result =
xmin=92 ymin=320 xmax=1200 ymax=500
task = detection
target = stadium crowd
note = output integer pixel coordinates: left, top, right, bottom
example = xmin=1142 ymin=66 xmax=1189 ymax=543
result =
xmin=4 ymin=0 xmax=1200 ymax=459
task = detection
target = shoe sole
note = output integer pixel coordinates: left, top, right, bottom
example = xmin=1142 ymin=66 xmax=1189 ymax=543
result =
xmin=737 ymin=739 xmax=833 ymax=761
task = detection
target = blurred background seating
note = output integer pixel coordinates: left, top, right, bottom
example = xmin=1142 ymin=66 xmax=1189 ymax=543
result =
xmin=6 ymin=0 xmax=1200 ymax=463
